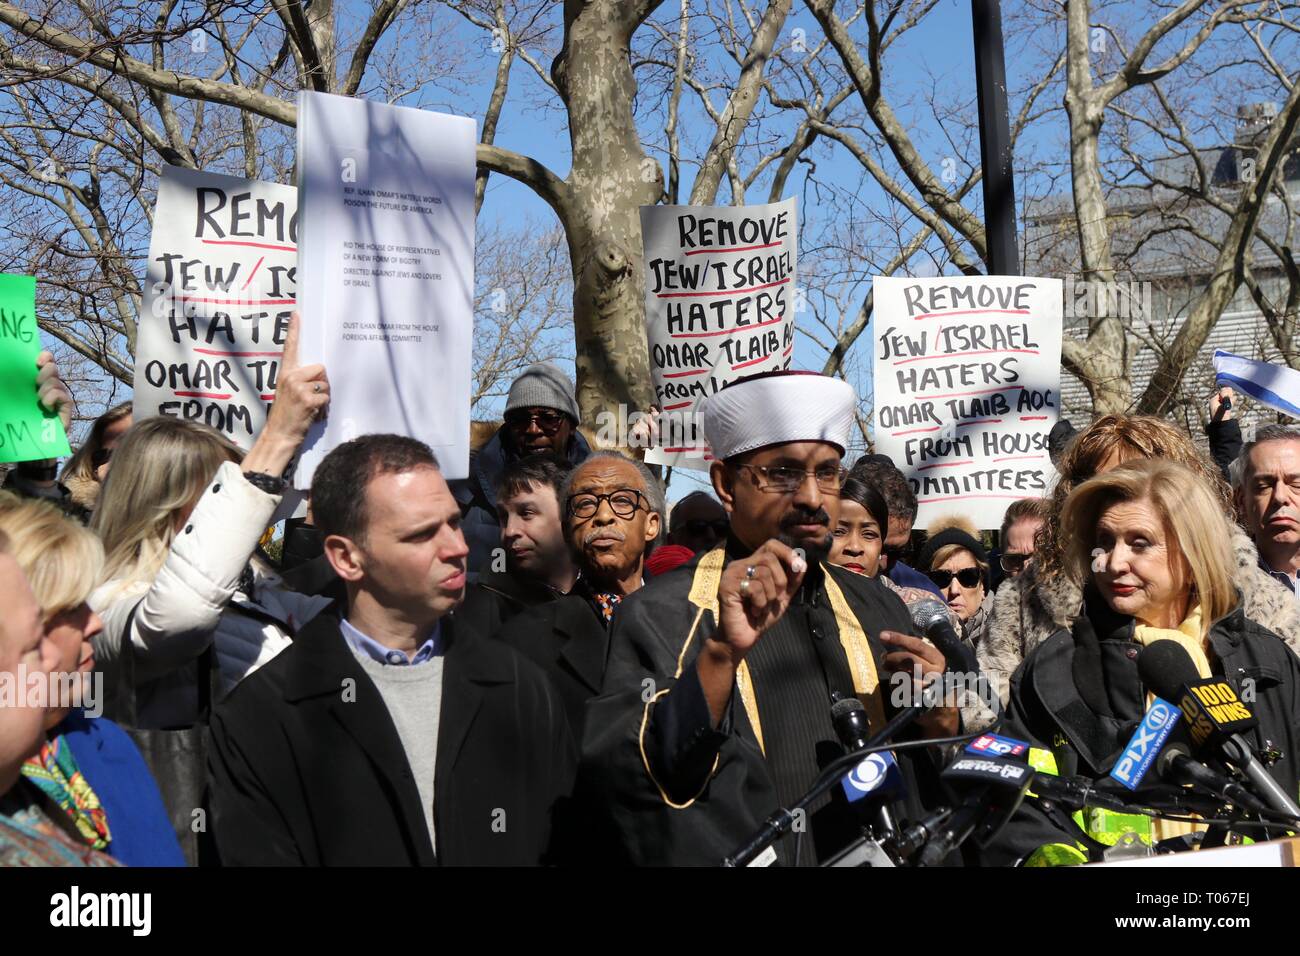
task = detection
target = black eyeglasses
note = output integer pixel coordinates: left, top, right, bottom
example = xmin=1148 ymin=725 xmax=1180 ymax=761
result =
xmin=1000 ymin=552 xmax=1030 ymax=573
xmin=736 ymin=463 xmax=847 ymax=494
xmin=568 ymin=489 xmax=649 ymax=519
xmin=505 ymin=408 xmax=566 ymax=433
xmin=928 ymin=567 xmax=983 ymax=589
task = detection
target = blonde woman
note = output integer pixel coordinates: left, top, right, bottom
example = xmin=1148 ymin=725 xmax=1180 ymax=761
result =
xmin=0 ymin=495 xmax=182 ymax=865
xmin=985 ymin=460 xmax=1300 ymax=866
xmin=90 ymin=316 xmax=332 ymax=728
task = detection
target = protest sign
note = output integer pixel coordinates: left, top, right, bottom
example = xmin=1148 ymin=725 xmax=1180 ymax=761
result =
xmin=0 ymin=274 xmax=71 ymax=463
xmin=134 ymin=165 xmax=297 ymax=450
xmin=871 ymin=275 xmax=1062 ymax=529
xmin=640 ymin=198 xmax=797 ymax=470
xmin=293 ymin=91 xmax=475 ymax=485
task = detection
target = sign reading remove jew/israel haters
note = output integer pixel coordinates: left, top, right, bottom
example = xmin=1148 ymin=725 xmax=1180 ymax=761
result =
xmin=641 ymin=198 xmax=797 ymax=470
xmin=134 ymin=165 xmax=297 ymax=450
xmin=871 ymin=275 xmax=1063 ymax=529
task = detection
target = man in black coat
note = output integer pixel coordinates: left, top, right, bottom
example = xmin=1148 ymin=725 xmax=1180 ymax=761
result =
xmin=208 ymin=435 xmax=575 ymax=866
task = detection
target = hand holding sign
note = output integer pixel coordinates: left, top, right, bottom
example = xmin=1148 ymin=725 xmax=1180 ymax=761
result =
xmin=35 ymin=351 xmax=75 ymax=433
xmin=0 ymin=274 xmax=71 ymax=464
xmin=241 ymin=312 xmax=329 ymax=481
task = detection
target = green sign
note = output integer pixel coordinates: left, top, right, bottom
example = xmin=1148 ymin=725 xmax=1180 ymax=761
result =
xmin=0 ymin=274 xmax=72 ymax=463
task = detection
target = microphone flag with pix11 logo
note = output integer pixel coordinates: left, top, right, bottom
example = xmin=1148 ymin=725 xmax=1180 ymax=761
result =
xmin=1109 ymin=697 xmax=1180 ymax=791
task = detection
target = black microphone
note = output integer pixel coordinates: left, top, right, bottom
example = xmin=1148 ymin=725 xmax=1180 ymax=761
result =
xmin=1138 ymin=641 xmax=1300 ymax=822
xmin=916 ymin=754 xmax=1032 ymax=866
xmin=832 ymin=697 xmax=903 ymax=842
xmin=1154 ymin=739 xmax=1271 ymax=815
xmin=909 ymin=598 xmax=979 ymax=675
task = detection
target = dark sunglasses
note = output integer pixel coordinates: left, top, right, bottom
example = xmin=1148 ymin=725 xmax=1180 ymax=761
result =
xmin=91 ymin=447 xmax=113 ymax=469
xmin=1000 ymin=552 xmax=1030 ymax=573
xmin=928 ymin=567 xmax=983 ymax=589
xmin=505 ymin=408 xmax=566 ymax=433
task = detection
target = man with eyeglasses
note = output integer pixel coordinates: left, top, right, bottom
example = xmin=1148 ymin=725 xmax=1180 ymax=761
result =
xmin=450 ymin=362 xmax=592 ymax=581
xmin=667 ymin=490 xmax=730 ymax=554
xmin=582 ymin=371 xmax=963 ymax=866
xmin=495 ymin=451 xmax=663 ymax=742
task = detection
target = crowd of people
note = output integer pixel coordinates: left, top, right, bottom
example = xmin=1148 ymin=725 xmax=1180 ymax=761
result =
xmin=2 ymin=330 xmax=1300 ymax=867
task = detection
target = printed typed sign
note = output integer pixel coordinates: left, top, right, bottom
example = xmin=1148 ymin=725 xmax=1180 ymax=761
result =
xmin=134 ymin=165 xmax=297 ymax=450
xmin=872 ymin=275 xmax=1062 ymax=528
xmin=294 ymin=91 xmax=475 ymax=484
xmin=0 ymin=274 xmax=71 ymax=463
xmin=641 ymin=198 xmax=797 ymax=469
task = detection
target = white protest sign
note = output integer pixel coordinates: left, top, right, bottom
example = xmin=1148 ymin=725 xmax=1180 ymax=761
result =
xmin=294 ymin=91 xmax=475 ymax=485
xmin=871 ymin=275 xmax=1062 ymax=529
xmin=134 ymin=166 xmax=297 ymax=449
xmin=640 ymin=198 xmax=797 ymax=470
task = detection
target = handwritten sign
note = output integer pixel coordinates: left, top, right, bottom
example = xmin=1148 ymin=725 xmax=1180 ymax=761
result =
xmin=293 ymin=91 xmax=475 ymax=485
xmin=641 ymin=198 xmax=797 ymax=470
xmin=0 ymin=274 xmax=71 ymax=463
xmin=871 ymin=275 xmax=1062 ymax=528
xmin=134 ymin=165 xmax=297 ymax=450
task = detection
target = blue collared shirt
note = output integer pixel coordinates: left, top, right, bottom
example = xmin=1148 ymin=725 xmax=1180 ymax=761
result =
xmin=341 ymin=618 xmax=443 ymax=666
xmin=1259 ymin=556 xmax=1300 ymax=601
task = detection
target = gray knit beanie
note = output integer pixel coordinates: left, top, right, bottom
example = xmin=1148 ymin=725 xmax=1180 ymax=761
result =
xmin=505 ymin=362 xmax=580 ymax=424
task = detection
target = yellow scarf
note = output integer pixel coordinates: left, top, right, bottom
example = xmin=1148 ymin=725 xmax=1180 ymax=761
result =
xmin=1132 ymin=603 xmax=1211 ymax=844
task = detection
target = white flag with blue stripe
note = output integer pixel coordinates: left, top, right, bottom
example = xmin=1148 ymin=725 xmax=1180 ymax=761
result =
xmin=1212 ymin=350 xmax=1300 ymax=420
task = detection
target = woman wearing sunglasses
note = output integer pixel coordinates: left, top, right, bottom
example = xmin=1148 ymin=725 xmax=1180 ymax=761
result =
xmin=917 ymin=517 xmax=991 ymax=646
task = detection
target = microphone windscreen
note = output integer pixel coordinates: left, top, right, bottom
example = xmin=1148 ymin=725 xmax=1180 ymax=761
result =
xmin=831 ymin=697 xmax=866 ymax=722
xmin=909 ymin=598 xmax=949 ymax=636
xmin=1137 ymin=640 xmax=1202 ymax=702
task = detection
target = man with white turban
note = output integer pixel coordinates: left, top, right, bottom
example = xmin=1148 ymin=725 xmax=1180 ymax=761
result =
xmin=578 ymin=371 xmax=960 ymax=866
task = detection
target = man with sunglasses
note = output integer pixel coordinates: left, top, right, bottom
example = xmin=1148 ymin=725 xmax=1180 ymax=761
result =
xmin=450 ymin=362 xmax=592 ymax=581
xmin=667 ymin=491 xmax=730 ymax=554
xmin=582 ymin=371 xmax=963 ymax=866
xmin=993 ymin=497 xmax=1048 ymax=590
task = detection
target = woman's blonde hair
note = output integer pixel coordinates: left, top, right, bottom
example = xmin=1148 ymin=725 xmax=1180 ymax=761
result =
xmin=0 ymin=493 xmax=104 ymax=618
xmin=59 ymin=401 xmax=132 ymax=487
xmin=1038 ymin=415 xmax=1231 ymax=581
xmin=1060 ymin=459 xmax=1238 ymax=625
xmin=91 ymin=416 xmax=242 ymax=587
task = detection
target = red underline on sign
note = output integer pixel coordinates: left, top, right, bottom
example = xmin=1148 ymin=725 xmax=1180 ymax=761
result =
xmin=178 ymin=296 xmax=296 ymax=306
xmin=732 ymin=354 xmax=778 ymax=370
xmin=201 ymin=239 xmax=296 ymax=252
xmin=958 ymin=418 xmax=1003 ymax=427
xmin=892 ymin=426 xmax=940 ymax=436
xmin=656 ymin=278 xmax=790 ymax=298
xmin=193 ymin=348 xmax=284 ymax=357
xmin=912 ymin=309 xmax=1031 ymax=321
xmin=260 ymin=394 xmax=275 ymax=401
xmin=924 ymin=385 xmax=1024 ymax=401
xmin=994 ymin=455 xmax=1045 ymax=463
xmin=173 ymin=391 xmax=232 ymax=399
xmin=893 ymin=348 xmax=1040 ymax=366
xmin=782 ymin=344 xmax=793 ymax=356
xmin=662 ymin=367 xmax=711 ymax=378
xmin=918 ymin=461 xmax=974 ymax=470
xmin=918 ymin=494 xmax=1026 ymax=503
xmin=670 ymin=315 xmax=784 ymax=338
xmin=1020 ymin=415 xmax=1048 ymax=421
xmin=663 ymin=400 xmax=693 ymax=411
xmin=683 ymin=242 xmax=783 ymax=256
xmin=662 ymin=446 xmax=707 ymax=453
xmin=241 ymin=256 xmax=265 ymax=290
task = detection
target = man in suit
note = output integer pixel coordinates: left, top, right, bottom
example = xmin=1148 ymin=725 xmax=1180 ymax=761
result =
xmin=207 ymin=434 xmax=575 ymax=866
xmin=494 ymin=451 xmax=664 ymax=741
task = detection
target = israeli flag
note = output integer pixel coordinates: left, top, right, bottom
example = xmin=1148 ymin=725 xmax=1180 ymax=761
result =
xmin=1212 ymin=350 xmax=1300 ymax=420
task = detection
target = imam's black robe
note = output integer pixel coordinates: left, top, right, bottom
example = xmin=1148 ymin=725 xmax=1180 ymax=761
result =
xmin=579 ymin=542 xmax=954 ymax=866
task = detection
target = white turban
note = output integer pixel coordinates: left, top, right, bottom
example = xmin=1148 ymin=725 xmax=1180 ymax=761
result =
xmin=700 ymin=371 xmax=856 ymax=460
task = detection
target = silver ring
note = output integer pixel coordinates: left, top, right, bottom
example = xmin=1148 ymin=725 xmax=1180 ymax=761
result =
xmin=739 ymin=578 xmax=750 ymax=594
xmin=313 ymin=383 xmax=322 ymax=393
xmin=745 ymin=565 xmax=756 ymax=579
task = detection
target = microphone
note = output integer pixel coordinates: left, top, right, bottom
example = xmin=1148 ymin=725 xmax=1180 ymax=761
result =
xmin=832 ymin=697 xmax=905 ymax=841
xmin=916 ymin=753 xmax=1033 ymax=866
xmin=910 ymin=598 xmax=979 ymax=675
xmin=1138 ymin=641 xmax=1300 ymax=822
xmin=1109 ymin=696 xmax=1180 ymax=790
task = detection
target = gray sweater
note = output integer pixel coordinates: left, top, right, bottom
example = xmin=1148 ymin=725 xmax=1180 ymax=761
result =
xmin=348 ymin=647 xmax=445 ymax=853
